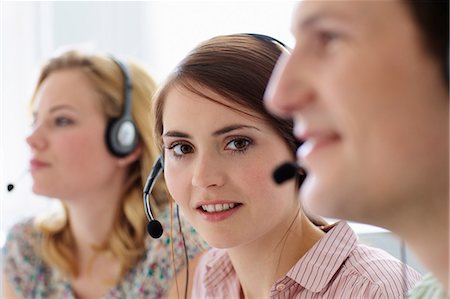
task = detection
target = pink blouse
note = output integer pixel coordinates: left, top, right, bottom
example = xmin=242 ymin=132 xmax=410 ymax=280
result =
xmin=192 ymin=221 xmax=421 ymax=299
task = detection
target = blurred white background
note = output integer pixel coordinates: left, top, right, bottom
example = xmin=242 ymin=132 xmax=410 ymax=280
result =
xmin=0 ymin=1 xmax=425 ymax=274
xmin=1 ymin=0 xmax=297 ymax=244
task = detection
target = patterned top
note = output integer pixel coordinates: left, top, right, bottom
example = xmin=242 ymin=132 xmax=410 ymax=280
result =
xmin=3 ymin=206 xmax=207 ymax=299
xmin=406 ymin=273 xmax=448 ymax=299
xmin=192 ymin=221 xmax=422 ymax=299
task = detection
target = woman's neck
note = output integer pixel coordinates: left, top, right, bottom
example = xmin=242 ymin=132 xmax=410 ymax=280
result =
xmin=227 ymin=210 xmax=325 ymax=299
xmin=67 ymin=194 xmax=120 ymax=250
xmin=62 ymin=172 xmax=127 ymax=272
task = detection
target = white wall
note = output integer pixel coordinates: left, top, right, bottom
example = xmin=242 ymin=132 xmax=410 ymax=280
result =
xmin=1 ymin=0 xmax=296 ymax=246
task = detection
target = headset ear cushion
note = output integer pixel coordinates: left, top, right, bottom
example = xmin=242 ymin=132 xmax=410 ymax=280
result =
xmin=106 ymin=117 xmax=139 ymax=157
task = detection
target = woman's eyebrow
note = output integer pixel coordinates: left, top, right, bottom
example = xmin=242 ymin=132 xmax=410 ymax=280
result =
xmin=212 ymin=124 xmax=260 ymax=136
xmin=32 ymin=104 xmax=77 ymax=120
xmin=163 ymin=130 xmax=191 ymax=138
xmin=163 ymin=124 xmax=260 ymax=139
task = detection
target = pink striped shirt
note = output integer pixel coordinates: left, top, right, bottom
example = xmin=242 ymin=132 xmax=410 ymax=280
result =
xmin=192 ymin=221 xmax=421 ymax=299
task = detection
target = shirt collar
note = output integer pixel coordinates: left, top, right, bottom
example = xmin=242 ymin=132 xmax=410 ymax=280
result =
xmin=202 ymin=221 xmax=357 ymax=295
xmin=203 ymin=249 xmax=236 ymax=292
xmin=286 ymin=221 xmax=357 ymax=292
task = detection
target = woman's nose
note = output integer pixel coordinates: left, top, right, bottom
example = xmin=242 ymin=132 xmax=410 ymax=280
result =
xmin=26 ymin=125 xmax=47 ymax=151
xmin=191 ymin=153 xmax=226 ymax=190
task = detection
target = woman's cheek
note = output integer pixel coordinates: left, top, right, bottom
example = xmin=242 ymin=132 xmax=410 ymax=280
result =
xmin=165 ymin=168 xmax=188 ymax=206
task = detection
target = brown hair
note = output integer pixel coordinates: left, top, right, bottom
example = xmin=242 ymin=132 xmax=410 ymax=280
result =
xmin=152 ymin=34 xmax=326 ymax=225
xmin=153 ymin=34 xmax=298 ymax=160
xmin=402 ymin=0 xmax=449 ymax=86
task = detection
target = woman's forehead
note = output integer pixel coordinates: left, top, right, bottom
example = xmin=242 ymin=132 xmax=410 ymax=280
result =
xmin=163 ymin=85 xmax=275 ymax=133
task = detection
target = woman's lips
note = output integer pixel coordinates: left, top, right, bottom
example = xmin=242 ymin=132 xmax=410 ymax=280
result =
xmin=196 ymin=201 xmax=242 ymax=222
xmin=30 ymin=159 xmax=50 ymax=171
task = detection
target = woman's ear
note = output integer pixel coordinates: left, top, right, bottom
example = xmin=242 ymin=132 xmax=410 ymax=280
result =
xmin=117 ymin=143 xmax=143 ymax=167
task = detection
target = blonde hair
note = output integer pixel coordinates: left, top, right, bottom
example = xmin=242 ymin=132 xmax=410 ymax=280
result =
xmin=32 ymin=50 xmax=167 ymax=280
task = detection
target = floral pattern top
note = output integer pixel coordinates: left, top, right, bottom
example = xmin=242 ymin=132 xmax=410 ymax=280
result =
xmin=2 ymin=206 xmax=207 ymax=299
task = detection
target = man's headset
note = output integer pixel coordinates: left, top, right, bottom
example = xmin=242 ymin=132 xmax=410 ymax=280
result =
xmin=106 ymin=57 xmax=139 ymax=157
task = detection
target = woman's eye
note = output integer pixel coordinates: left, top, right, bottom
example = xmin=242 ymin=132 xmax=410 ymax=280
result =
xmin=226 ymin=138 xmax=252 ymax=152
xmin=55 ymin=117 xmax=73 ymax=126
xmin=172 ymin=143 xmax=193 ymax=156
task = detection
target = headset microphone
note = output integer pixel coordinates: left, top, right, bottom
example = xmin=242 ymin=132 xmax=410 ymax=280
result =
xmin=273 ymin=162 xmax=302 ymax=184
xmin=6 ymin=169 xmax=29 ymax=192
xmin=6 ymin=184 xmax=14 ymax=192
xmin=7 ymin=184 xmax=14 ymax=192
xmin=143 ymin=155 xmax=164 ymax=239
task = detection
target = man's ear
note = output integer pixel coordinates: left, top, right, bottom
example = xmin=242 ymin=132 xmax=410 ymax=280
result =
xmin=117 ymin=143 xmax=143 ymax=167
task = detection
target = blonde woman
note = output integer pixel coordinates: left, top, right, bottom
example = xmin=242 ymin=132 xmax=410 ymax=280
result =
xmin=2 ymin=50 xmax=206 ymax=299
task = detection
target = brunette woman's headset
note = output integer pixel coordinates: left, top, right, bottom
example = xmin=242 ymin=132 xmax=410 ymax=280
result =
xmin=143 ymin=155 xmax=164 ymax=239
xmin=142 ymin=34 xmax=293 ymax=299
xmin=245 ymin=34 xmax=309 ymax=186
xmin=106 ymin=57 xmax=139 ymax=157
xmin=142 ymin=33 xmax=292 ymax=239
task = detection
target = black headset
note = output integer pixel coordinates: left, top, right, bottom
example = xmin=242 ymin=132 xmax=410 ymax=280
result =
xmin=246 ymin=33 xmax=289 ymax=51
xmin=106 ymin=57 xmax=139 ymax=157
xmin=246 ymin=34 xmax=308 ymax=186
xmin=143 ymin=155 xmax=164 ymax=239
